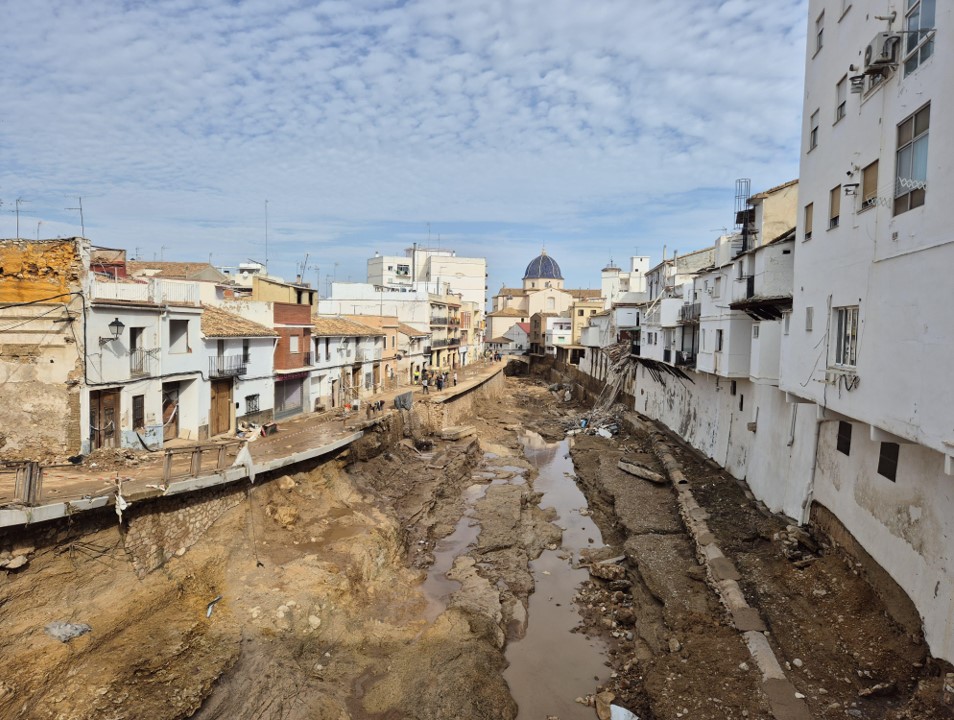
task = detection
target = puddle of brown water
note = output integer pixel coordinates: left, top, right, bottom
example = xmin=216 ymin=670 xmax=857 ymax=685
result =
xmin=504 ymin=431 xmax=609 ymax=719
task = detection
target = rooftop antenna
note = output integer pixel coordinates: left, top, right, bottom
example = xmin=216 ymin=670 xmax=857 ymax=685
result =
xmin=135 ymin=246 xmax=143 ymax=260
xmin=36 ymin=221 xmax=43 ymax=240
xmin=15 ymin=198 xmax=29 ymax=239
xmin=66 ymin=197 xmax=85 ymax=237
xmin=264 ymin=199 xmax=269 ymax=273
xmin=160 ymin=245 xmax=168 ymax=261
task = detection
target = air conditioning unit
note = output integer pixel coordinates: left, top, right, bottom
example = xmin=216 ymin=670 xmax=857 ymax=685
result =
xmin=864 ymin=32 xmax=901 ymax=72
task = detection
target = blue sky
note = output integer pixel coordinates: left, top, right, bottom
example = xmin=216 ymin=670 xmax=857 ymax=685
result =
xmin=0 ymin=0 xmax=808 ymax=302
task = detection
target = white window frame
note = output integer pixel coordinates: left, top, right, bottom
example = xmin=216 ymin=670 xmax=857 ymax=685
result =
xmin=835 ymin=76 xmax=847 ymax=123
xmin=815 ymin=11 xmax=825 ymax=53
xmin=894 ymin=103 xmax=929 ymax=215
xmin=809 ymin=110 xmax=819 ymax=150
xmin=290 ymin=334 xmax=300 ymax=353
xmin=903 ymin=0 xmax=935 ymax=76
xmin=832 ymin=306 xmax=859 ymax=368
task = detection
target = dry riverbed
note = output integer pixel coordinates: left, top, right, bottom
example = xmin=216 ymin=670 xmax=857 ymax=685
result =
xmin=0 ymin=371 xmax=951 ymax=720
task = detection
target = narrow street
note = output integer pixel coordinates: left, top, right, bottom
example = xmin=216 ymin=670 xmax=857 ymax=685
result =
xmin=0 ymin=368 xmax=949 ymax=720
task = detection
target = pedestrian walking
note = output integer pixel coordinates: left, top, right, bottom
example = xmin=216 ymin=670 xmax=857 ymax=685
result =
xmin=453 ymin=372 xmax=458 ymax=386
xmin=436 ymin=375 xmax=444 ymax=391
xmin=422 ymin=377 xmax=429 ymax=393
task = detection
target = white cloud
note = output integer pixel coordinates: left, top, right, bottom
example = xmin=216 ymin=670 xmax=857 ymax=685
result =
xmin=0 ymin=0 xmax=808 ymax=295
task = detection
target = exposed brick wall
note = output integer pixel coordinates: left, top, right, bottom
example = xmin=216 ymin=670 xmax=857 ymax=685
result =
xmin=273 ymin=302 xmax=310 ymax=325
xmin=123 ymin=484 xmax=245 ymax=577
xmin=274 ymin=328 xmax=311 ymax=370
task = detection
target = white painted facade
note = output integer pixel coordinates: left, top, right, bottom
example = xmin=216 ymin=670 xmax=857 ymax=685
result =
xmin=777 ymin=0 xmax=954 ymax=663
xmin=368 ymin=247 xmax=487 ymax=308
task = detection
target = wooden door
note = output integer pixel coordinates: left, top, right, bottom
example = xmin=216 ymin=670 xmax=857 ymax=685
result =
xmin=89 ymin=389 xmax=120 ymax=450
xmin=162 ymin=384 xmax=179 ymax=442
xmin=210 ymin=379 xmax=232 ymax=436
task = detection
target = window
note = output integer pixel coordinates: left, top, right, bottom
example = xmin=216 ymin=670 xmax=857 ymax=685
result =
xmin=216 ymin=339 xmax=225 ymax=356
xmin=701 ymin=329 xmax=706 ymax=349
xmin=242 ymin=339 xmax=250 ymax=363
xmin=289 ymin=334 xmax=300 ymax=353
xmin=837 ymin=421 xmax=852 ymax=455
xmin=833 ymin=306 xmax=859 ymax=367
xmin=713 ymin=277 xmax=722 ymax=299
xmin=877 ymin=442 xmax=899 ymax=481
xmin=815 ymin=11 xmax=824 ymax=53
xmin=835 ymin=76 xmax=847 ymax=122
xmin=132 ymin=395 xmax=145 ymax=430
xmin=903 ymin=0 xmax=935 ymax=76
xmin=324 ymin=337 xmax=330 ymax=361
xmin=169 ymin=319 xmax=190 ymax=353
xmin=715 ymin=329 xmax=724 ymax=352
xmin=396 ymin=264 xmax=410 ymax=277
xmin=829 ymin=185 xmax=841 ymax=228
xmin=895 ymin=103 xmax=929 ymax=215
xmin=752 ymin=324 xmax=760 ymax=339
xmin=130 ymin=326 xmax=144 ymax=350
xmin=577 ymin=310 xmax=584 ymax=316
xmin=804 ymin=203 xmax=813 ymax=240
xmin=730 ymin=380 xmax=737 ymax=396
xmin=245 ymin=394 xmax=260 ymax=414
xmin=861 ymin=160 xmax=879 ymax=210
xmin=806 ymin=307 xmax=814 ymax=332
xmin=809 ymin=110 xmax=819 ymax=150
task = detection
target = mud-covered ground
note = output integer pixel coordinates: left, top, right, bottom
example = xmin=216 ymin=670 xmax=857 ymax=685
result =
xmin=0 ymin=369 xmax=951 ymax=720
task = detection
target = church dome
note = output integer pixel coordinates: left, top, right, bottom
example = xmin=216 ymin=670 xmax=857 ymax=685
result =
xmin=523 ymin=251 xmax=563 ymax=280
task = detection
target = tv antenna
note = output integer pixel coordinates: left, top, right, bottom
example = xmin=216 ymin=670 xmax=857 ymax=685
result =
xmin=15 ymin=198 xmax=29 ymax=239
xmin=264 ymin=199 xmax=269 ymax=273
xmin=66 ymin=197 xmax=85 ymax=237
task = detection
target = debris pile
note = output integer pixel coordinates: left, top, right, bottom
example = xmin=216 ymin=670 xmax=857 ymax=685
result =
xmin=564 ymin=406 xmax=626 ymax=439
xmin=775 ymin=524 xmax=822 ymax=567
xmin=81 ymin=447 xmax=145 ymax=470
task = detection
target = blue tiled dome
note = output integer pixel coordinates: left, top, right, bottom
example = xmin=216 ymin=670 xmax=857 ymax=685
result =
xmin=523 ymin=251 xmax=563 ymax=280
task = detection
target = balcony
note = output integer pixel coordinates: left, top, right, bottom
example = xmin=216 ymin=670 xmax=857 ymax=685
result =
xmin=431 ymin=338 xmax=460 ymax=348
xmin=90 ymin=278 xmax=200 ymax=306
xmin=675 ymin=350 xmax=697 ymax=367
xmin=130 ymin=347 xmax=154 ymax=377
xmin=430 ymin=316 xmax=449 ymax=326
xmin=209 ymin=354 xmax=247 ymax=378
xmin=678 ymin=302 xmax=701 ymax=323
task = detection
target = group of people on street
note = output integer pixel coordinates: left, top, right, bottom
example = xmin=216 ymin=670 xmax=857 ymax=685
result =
xmin=417 ymin=369 xmax=457 ymax=394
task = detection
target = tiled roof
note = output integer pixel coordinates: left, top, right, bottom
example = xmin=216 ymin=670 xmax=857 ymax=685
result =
xmin=397 ymin=322 xmax=429 ymax=337
xmin=201 ymin=305 xmax=275 ymax=338
xmin=495 ymin=287 xmax=527 ymax=297
xmin=127 ymin=260 xmax=227 ymax=281
xmin=516 ymin=322 xmax=531 ymax=333
xmin=313 ymin=315 xmax=385 ymax=337
xmin=749 ymin=178 xmax=798 ymax=201
xmin=487 ymin=308 xmax=528 ymax=318
xmin=567 ymin=289 xmax=602 ymax=299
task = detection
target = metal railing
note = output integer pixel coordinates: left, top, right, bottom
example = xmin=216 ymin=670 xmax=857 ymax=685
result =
xmin=209 ymin=354 xmax=247 ymax=377
xmin=679 ymin=302 xmax=701 ymax=323
xmin=130 ymin=347 xmax=153 ymax=376
xmin=675 ymin=350 xmax=697 ymax=367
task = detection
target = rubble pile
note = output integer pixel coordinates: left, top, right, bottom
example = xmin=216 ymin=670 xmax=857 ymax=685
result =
xmin=564 ymin=405 xmax=628 ymax=439
xmin=775 ymin=524 xmax=823 ymax=568
xmin=80 ymin=447 xmax=146 ymax=470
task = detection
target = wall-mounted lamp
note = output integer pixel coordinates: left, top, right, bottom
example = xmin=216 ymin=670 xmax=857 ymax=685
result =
xmin=844 ymin=183 xmax=860 ymax=196
xmin=100 ymin=317 xmax=125 ymax=345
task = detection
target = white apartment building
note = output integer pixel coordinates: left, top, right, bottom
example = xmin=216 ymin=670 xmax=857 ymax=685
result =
xmin=600 ymin=256 xmax=650 ymax=308
xmin=779 ymin=0 xmax=954 ymax=663
xmin=367 ymin=246 xmax=487 ymax=308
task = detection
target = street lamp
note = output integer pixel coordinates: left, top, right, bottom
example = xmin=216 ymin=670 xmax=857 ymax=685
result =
xmin=100 ymin=317 xmax=125 ymax=345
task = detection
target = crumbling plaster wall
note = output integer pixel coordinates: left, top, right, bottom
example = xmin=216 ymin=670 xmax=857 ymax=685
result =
xmin=0 ymin=239 xmax=87 ymax=459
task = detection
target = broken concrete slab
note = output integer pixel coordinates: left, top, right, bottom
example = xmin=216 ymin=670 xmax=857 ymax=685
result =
xmin=617 ymin=458 xmax=666 ymax=484
xmin=441 ymin=425 xmax=476 ymax=441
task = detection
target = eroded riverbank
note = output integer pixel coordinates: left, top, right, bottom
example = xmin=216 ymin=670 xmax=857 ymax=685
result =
xmin=1 ymin=370 xmax=951 ymax=720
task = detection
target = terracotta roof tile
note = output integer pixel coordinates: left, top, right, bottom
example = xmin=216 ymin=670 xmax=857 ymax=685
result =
xmin=201 ymin=305 xmax=276 ymax=338
xmin=127 ymin=260 xmax=227 ymax=281
xmin=397 ymin=322 xmax=429 ymax=337
xmin=313 ymin=315 xmax=385 ymax=337
xmin=487 ymin=308 xmax=528 ymax=318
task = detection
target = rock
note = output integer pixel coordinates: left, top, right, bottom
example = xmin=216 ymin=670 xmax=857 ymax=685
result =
xmin=617 ymin=458 xmax=666 ymax=484
xmin=274 ymin=505 xmax=299 ymax=528
xmin=596 ymin=690 xmax=616 ymax=720
xmin=276 ymin=475 xmax=296 ymax=490
xmin=441 ymin=425 xmax=476 ymax=441
xmin=610 ymin=706 xmax=640 ymax=720
xmin=4 ymin=555 xmax=29 ymax=570
xmin=308 ymin=615 xmax=322 ymax=629
xmin=615 ymin=608 xmax=636 ymax=626
xmin=589 ymin=561 xmax=627 ymax=582
xmin=792 ymin=658 xmax=803 ymax=668
xmin=858 ymin=681 xmax=896 ymax=698
xmin=668 ymin=637 xmax=682 ymax=653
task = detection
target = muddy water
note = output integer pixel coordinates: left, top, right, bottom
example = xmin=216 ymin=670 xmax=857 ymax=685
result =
xmin=504 ymin=432 xmax=609 ymax=719
xmin=421 ymin=456 xmax=528 ymax=620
